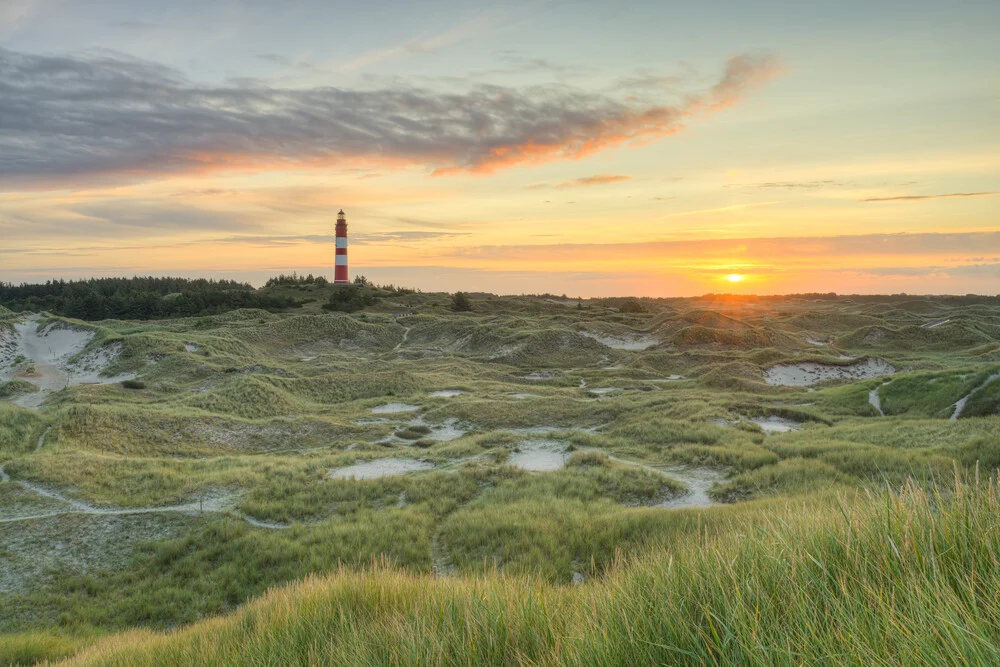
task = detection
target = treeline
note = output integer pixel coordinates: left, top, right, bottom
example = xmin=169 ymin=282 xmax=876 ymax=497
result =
xmin=0 ymin=277 xmax=298 ymax=321
xmin=264 ymin=273 xmax=329 ymax=288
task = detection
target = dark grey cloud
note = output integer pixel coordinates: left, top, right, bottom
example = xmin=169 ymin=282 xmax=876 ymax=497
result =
xmin=0 ymin=201 xmax=259 ymax=244
xmin=0 ymin=48 xmax=778 ymax=188
xmin=863 ymin=192 xmax=999 ymax=202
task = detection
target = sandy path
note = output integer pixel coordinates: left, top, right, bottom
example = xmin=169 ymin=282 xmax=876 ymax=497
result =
xmin=868 ymin=389 xmax=884 ymax=416
xmin=429 ymin=533 xmax=457 ymax=577
xmin=393 ymin=325 xmax=411 ymax=353
xmin=951 ymin=374 xmax=1000 ymax=421
xmin=868 ymin=385 xmax=886 ymax=416
xmin=35 ymin=426 xmax=51 ymax=452
xmin=0 ymin=463 xmax=286 ymax=528
xmin=600 ymin=453 xmax=724 ymax=509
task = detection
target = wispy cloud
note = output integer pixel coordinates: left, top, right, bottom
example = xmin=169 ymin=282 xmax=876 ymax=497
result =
xmin=0 ymin=0 xmax=45 ymax=38
xmin=443 ymin=231 xmax=1000 ymax=263
xmin=338 ymin=11 xmax=505 ymax=72
xmin=0 ymin=48 xmax=779 ymax=189
xmin=862 ymin=192 xmax=999 ymax=202
xmin=731 ymin=180 xmax=842 ymax=189
xmin=527 ymin=174 xmax=632 ymax=189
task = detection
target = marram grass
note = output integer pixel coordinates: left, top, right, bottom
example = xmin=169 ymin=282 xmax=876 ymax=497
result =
xmin=51 ymin=473 xmax=1000 ymax=666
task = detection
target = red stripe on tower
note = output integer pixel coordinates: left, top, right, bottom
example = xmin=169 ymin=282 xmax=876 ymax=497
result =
xmin=334 ymin=209 xmax=349 ymax=285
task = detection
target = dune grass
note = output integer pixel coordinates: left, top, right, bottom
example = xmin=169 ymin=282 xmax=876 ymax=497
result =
xmin=32 ymin=473 xmax=999 ymax=666
xmin=0 ymin=404 xmax=47 ymax=459
xmin=2 ymin=295 xmax=1000 ymax=664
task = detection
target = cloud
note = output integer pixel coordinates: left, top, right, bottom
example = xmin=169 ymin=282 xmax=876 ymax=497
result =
xmin=731 ymin=180 xmax=842 ymax=189
xmin=862 ymin=192 xmax=999 ymax=202
xmin=527 ymin=174 xmax=632 ymax=189
xmin=352 ymin=230 xmax=469 ymax=245
xmin=852 ymin=263 xmax=1000 ymax=279
xmin=0 ymin=0 xmax=44 ymax=38
xmin=338 ymin=11 xmax=505 ymax=72
xmin=0 ymin=230 xmax=468 ymax=255
xmin=443 ymin=231 xmax=1000 ymax=263
xmin=0 ymin=48 xmax=779 ymax=188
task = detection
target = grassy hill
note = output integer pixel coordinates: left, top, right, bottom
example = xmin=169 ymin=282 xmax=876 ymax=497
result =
xmin=1 ymin=291 xmax=998 ymax=665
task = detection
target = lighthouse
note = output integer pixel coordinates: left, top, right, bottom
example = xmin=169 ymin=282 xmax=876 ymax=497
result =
xmin=334 ymin=209 xmax=349 ymax=285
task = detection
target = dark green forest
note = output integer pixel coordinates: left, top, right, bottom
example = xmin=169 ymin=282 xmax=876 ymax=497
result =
xmin=0 ymin=277 xmax=298 ymax=320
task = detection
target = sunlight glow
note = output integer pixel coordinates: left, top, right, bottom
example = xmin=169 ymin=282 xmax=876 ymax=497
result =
xmin=726 ymin=274 xmax=745 ymax=283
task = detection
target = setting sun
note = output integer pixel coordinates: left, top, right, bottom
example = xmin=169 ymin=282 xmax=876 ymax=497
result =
xmin=726 ymin=274 xmax=746 ymax=283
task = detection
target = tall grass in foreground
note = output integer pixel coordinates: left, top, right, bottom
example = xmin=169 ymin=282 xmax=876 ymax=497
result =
xmin=51 ymin=472 xmax=1000 ymax=666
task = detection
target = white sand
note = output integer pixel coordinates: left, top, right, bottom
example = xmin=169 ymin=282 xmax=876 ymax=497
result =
xmin=328 ymin=458 xmax=434 ymax=480
xmin=764 ymin=358 xmax=895 ymax=387
xmin=751 ymin=416 xmax=801 ymax=433
xmin=428 ymin=390 xmax=465 ymax=398
xmin=509 ymin=440 xmax=569 ymax=472
xmin=580 ymin=332 xmax=658 ymax=351
xmin=4 ymin=316 xmax=135 ymax=409
xmin=371 ymin=402 xmax=421 ymax=414
xmin=951 ymin=374 xmax=1000 ymax=420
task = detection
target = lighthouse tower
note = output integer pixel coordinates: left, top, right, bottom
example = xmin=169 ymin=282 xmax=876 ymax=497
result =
xmin=334 ymin=209 xmax=349 ymax=285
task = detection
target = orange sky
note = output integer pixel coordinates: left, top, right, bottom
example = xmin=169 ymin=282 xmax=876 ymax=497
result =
xmin=1 ymin=2 xmax=998 ymax=295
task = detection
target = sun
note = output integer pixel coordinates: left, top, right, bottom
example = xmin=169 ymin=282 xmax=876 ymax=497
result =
xmin=726 ymin=273 xmax=745 ymax=283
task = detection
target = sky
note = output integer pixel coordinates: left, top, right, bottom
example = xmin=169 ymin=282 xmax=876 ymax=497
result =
xmin=1 ymin=0 xmax=998 ymax=296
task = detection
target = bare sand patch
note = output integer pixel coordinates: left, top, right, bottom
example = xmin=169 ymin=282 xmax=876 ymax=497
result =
xmin=371 ymin=403 xmax=421 ymax=414
xmin=509 ymin=439 xmax=569 ymax=472
xmin=328 ymin=458 xmax=434 ymax=480
xmin=764 ymin=358 xmax=895 ymax=386
xmin=657 ymin=468 xmax=725 ymax=509
xmin=429 ymin=390 xmax=465 ymax=398
xmin=580 ymin=332 xmax=658 ymax=351
xmin=4 ymin=316 xmax=134 ymax=409
xmin=751 ymin=416 xmax=801 ymax=433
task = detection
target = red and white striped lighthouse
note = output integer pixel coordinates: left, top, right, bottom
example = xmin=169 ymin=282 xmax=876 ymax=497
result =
xmin=334 ymin=209 xmax=349 ymax=284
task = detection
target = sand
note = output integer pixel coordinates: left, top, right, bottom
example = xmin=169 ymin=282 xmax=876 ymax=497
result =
xmin=764 ymin=358 xmax=895 ymax=386
xmin=509 ymin=440 xmax=569 ymax=472
xmin=3 ymin=316 xmax=135 ymax=409
xmin=751 ymin=416 xmax=802 ymax=433
xmin=580 ymin=332 xmax=659 ymax=351
xmin=328 ymin=458 xmax=434 ymax=480
xmin=951 ymin=374 xmax=999 ymax=420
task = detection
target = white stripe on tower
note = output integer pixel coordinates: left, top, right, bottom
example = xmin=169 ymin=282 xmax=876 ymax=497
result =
xmin=334 ymin=209 xmax=349 ymax=284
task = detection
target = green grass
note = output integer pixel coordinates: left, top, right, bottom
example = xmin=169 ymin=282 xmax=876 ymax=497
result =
xmin=878 ymin=369 xmax=999 ymax=417
xmin=2 ymin=295 xmax=999 ymax=664
xmin=25 ymin=474 xmax=998 ymax=666
xmin=0 ymin=404 xmax=46 ymax=459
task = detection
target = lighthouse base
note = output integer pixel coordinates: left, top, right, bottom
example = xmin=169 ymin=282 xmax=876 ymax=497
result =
xmin=333 ymin=279 xmax=351 ymax=285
